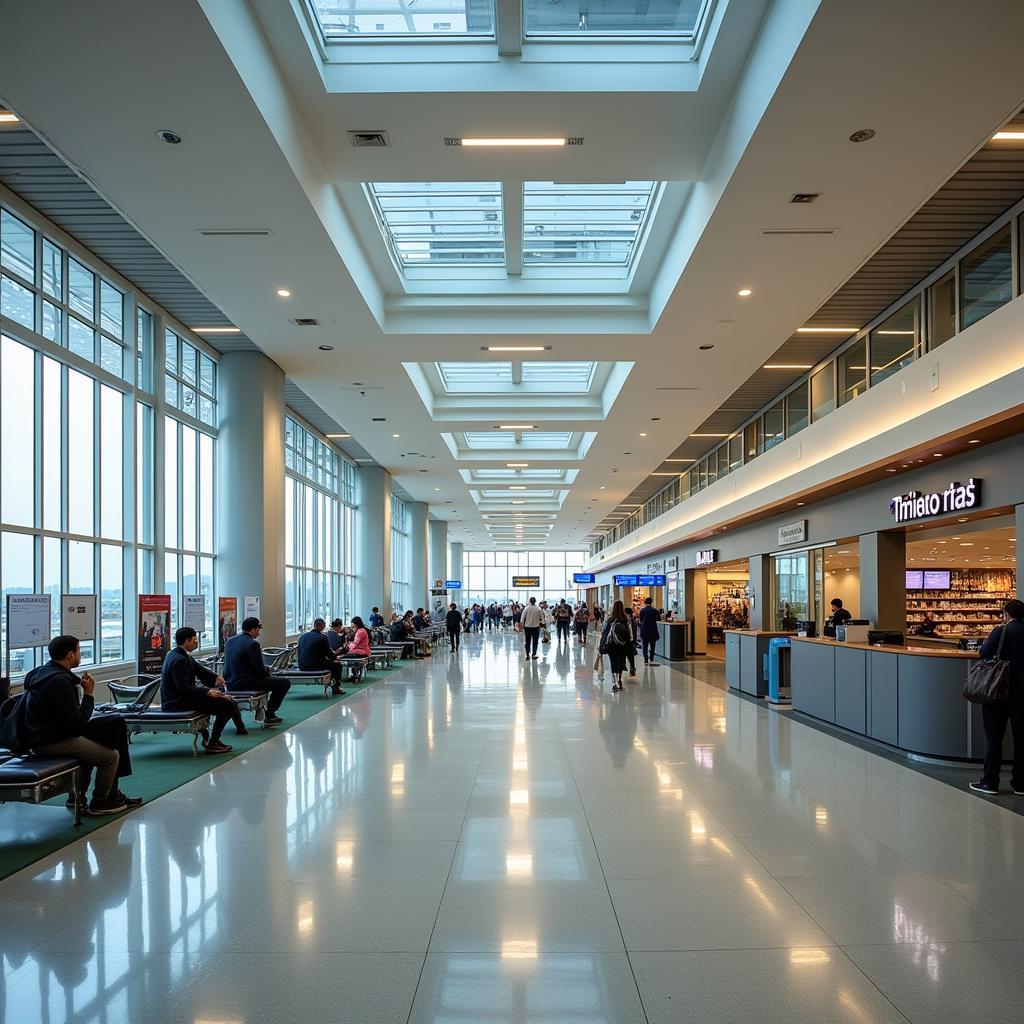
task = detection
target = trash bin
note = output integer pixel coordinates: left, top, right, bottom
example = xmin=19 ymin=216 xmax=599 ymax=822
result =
xmin=766 ymin=637 xmax=792 ymax=704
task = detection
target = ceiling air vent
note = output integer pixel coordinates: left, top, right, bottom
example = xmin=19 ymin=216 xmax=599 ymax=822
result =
xmin=789 ymin=193 xmax=820 ymax=204
xmin=348 ymin=130 xmax=390 ymax=148
xmin=293 ymin=318 xmax=320 ymax=327
xmin=761 ymin=228 xmax=836 ymax=236
xmin=198 ymin=228 xmax=271 ymax=237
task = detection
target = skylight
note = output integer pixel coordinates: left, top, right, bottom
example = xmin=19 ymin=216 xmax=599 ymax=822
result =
xmin=522 ymin=182 xmax=657 ymax=270
xmin=369 ymin=182 xmax=504 ymax=269
xmin=520 ymin=361 xmax=596 ymax=390
xmin=519 ymin=431 xmax=574 ymax=448
xmin=523 ymin=0 xmax=709 ymax=36
xmin=435 ymin=359 xmax=597 ymax=393
xmin=437 ymin=362 xmax=514 ymax=391
xmin=473 ymin=468 xmax=565 ymax=479
xmin=312 ymin=0 xmax=495 ymax=38
xmin=461 ymin=430 xmax=574 ymax=450
xmin=463 ymin=431 xmax=517 ymax=449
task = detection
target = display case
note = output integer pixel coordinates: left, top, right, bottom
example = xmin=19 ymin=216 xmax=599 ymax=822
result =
xmin=905 ymin=568 xmax=1015 ymax=640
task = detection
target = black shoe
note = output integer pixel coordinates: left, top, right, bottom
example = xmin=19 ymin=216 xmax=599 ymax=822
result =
xmin=205 ymin=740 xmax=233 ymax=754
xmin=612 ymin=683 xmax=623 ymax=692
xmin=235 ymin=727 xmax=249 ymax=736
xmin=86 ymin=793 xmax=129 ymax=816
xmin=265 ymin=712 xmax=283 ymax=725
xmin=111 ymin=789 xmax=143 ymax=809
xmin=969 ymin=780 xmax=1000 ymax=795
xmin=66 ymin=793 xmax=87 ymax=813
xmin=1012 ymin=786 xmax=1024 ymax=796
xmin=331 ymin=686 xmax=346 ymax=696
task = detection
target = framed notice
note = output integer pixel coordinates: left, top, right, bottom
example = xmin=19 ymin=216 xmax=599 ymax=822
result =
xmin=138 ymin=594 xmax=171 ymax=675
xmin=6 ymin=594 xmax=50 ymax=650
xmin=182 ymin=594 xmax=206 ymax=633
xmin=61 ymin=594 xmax=97 ymax=641
xmin=218 ymin=597 xmax=238 ymax=653
xmin=243 ymin=595 xmax=261 ymax=622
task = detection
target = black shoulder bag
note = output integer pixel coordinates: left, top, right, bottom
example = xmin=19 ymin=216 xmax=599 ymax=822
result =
xmin=963 ymin=626 xmax=1012 ymax=704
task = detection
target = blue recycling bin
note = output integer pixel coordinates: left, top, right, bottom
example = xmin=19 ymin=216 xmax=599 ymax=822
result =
xmin=766 ymin=637 xmax=792 ymax=704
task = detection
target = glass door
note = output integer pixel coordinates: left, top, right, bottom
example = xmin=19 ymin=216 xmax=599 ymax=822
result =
xmin=772 ymin=552 xmax=810 ymax=630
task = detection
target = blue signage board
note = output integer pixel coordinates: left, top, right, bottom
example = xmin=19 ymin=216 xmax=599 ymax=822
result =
xmin=445 ymin=580 xmax=462 ymax=590
xmin=614 ymin=574 xmax=666 ymax=587
xmin=573 ymin=573 xmax=596 ymax=584
xmin=613 ymin=574 xmax=639 ymax=586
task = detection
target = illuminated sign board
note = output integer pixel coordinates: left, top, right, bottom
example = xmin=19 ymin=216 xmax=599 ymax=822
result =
xmin=573 ymin=573 xmax=596 ymax=584
xmin=444 ymin=580 xmax=462 ymax=590
xmin=614 ymin=574 xmax=666 ymax=587
xmin=696 ymin=549 xmax=717 ymax=566
xmin=512 ymin=576 xmax=541 ymax=588
xmin=889 ymin=479 xmax=979 ymax=524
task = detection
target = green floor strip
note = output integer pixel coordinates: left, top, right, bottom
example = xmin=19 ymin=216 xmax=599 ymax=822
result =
xmin=0 ymin=659 xmax=412 ymax=882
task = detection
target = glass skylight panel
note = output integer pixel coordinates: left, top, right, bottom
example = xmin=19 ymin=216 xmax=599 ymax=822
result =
xmin=312 ymin=0 xmax=495 ymax=38
xmin=475 ymin=468 xmax=563 ymax=479
xmin=520 ymin=361 xmax=595 ymax=391
xmin=519 ymin=431 xmax=573 ymax=448
xmin=522 ymin=183 xmax=656 ymax=269
xmin=370 ymin=183 xmax=504 ymax=269
xmin=438 ymin=361 xmax=513 ymax=391
xmin=523 ymin=0 xmax=707 ymax=36
xmin=463 ymin=431 xmax=516 ymax=449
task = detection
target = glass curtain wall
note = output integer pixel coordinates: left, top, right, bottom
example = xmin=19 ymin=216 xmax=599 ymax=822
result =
xmin=461 ymin=550 xmax=587 ymax=608
xmin=390 ymin=492 xmax=411 ymax=614
xmin=0 ymin=200 xmax=218 ymax=672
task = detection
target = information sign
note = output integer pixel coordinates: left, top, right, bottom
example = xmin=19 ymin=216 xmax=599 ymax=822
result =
xmin=61 ymin=594 xmax=97 ymax=641
xmin=511 ymin=576 xmax=541 ymax=588
xmin=445 ymin=580 xmax=462 ymax=590
xmin=6 ymin=594 xmax=50 ymax=650
xmin=182 ymin=594 xmax=207 ymax=632
xmin=243 ymin=596 xmax=262 ymax=622
xmin=696 ymin=550 xmax=718 ymax=566
xmin=614 ymin=575 xmax=639 ymax=587
xmin=573 ymin=573 xmax=596 ymax=584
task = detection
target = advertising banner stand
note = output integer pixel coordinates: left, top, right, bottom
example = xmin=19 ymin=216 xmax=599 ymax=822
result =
xmin=5 ymin=594 xmax=51 ymax=680
xmin=138 ymin=595 xmax=171 ymax=676
xmin=218 ymin=597 xmax=238 ymax=653
xmin=61 ymin=594 xmax=97 ymax=642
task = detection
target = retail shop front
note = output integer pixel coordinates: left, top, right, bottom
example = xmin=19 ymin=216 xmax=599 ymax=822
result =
xmin=590 ymin=432 xmax=1023 ymax=761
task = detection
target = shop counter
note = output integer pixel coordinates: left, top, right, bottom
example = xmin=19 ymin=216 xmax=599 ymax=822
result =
xmin=789 ymin=637 xmax=998 ymax=762
xmin=656 ymin=620 xmax=691 ymax=661
xmin=725 ymin=630 xmax=796 ymax=698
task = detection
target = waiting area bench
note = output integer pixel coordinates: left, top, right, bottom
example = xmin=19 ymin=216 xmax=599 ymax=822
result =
xmin=0 ymin=748 xmax=83 ymax=825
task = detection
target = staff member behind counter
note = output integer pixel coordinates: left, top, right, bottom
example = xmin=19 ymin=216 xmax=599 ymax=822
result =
xmin=823 ymin=598 xmax=853 ymax=638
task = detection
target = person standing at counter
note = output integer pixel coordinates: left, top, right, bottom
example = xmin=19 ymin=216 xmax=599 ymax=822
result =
xmin=970 ymin=599 xmax=1024 ymax=796
xmin=638 ymin=597 xmax=661 ymax=666
xmin=823 ymin=598 xmax=852 ymax=638
xmin=915 ymin=612 xmax=938 ymax=637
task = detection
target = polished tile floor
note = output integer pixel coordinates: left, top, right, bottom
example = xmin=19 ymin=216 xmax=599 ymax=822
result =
xmin=3 ymin=630 xmax=1024 ymax=1023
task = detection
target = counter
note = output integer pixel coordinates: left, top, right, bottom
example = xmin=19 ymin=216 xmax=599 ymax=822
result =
xmin=789 ymin=637 xmax=1003 ymax=763
xmin=656 ymin=620 xmax=691 ymax=661
xmin=725 ymin=630 xmax=795 ymax=698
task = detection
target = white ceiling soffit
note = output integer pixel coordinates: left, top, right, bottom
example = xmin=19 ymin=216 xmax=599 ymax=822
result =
xmin=4 ymin=1 xmax=1024 ymax=546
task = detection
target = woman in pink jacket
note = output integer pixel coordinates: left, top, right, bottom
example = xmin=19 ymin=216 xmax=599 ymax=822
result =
xmin=346 ymin=616 xmax=371 ymax=656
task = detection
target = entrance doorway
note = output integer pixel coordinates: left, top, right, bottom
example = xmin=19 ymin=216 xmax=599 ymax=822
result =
xmin=706 ymin=560 xmax=750 ymax=658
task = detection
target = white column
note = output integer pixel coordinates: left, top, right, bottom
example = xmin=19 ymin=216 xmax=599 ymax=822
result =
xmin=407 ymin=501 xmax=429 ymax=610
xmin=216 ymin=352 xmax=286 ymax=644
xmin=449 ymin=542 xmax=464 ymax=585
xmin=355 ymin=465 xmax=392 ymax=618
xmin=429 ymin=519 xmax=448 ymax=587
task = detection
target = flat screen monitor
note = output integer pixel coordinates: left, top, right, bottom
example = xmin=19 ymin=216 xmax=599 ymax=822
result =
xmin=905 ymin=570 xmax=924 ymax=589
xmin=923 ymin=570 xmax=951 ymax=590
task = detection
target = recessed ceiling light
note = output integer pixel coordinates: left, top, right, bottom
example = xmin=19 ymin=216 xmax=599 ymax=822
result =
xmin=886 ymin=468 xmax=897 ymax=472
xmin=796 ymin=327 xmax=858 ymax=334
xmin=276 ymin=288 xmax=291 ymax=297
xmin=483 ymin=345 xmax=550 ymax=352
xmin=599 ymin=485 xmax=605 ymax=489
xmin=498 ymin=424 xmax=534 ymax=430
xmin=434 ymin=487 xmax=440 ymax=491
xmin=318 ymin=344 xmax=334 ymax=351
xmin=454 ymin=137 xmax=569 ymax=147
xmin=764 ymin=364 xmax=813 ymax=370
xmin=738 ymin=288 xmax=752 ymax=297
xmin=968 ymin=439 xmax=981 ymax=444
xmin=325 ymin=433 xmax=351 ymax=439
xmin=392 ymin=433 xmax=400 ymax=438
xmin=992 ymin=131 xmax=1024 ymax=140
xmin=796 ymin=501 xmax=805 ymax=506
xmin=849 ymin=128 xmax=876 ymax=143
xmin=506 ymin=463 xmax=529 ymax=468
xmin=933 ymin=453 xmax=943 ymax=457
xmin=191 ymin=326 xmax=241 ymax=334
xmin=665 ymin=458 xmax=696 ymax=463
xmin=155 ymin=129 xmax=182 ymax=144
xmin=690 ymin=433 xmax=728 ymax=438
xmin=640 ymin=433 xmax=647 ymax=438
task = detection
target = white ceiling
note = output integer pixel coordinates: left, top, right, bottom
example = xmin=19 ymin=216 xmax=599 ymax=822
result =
xmin=3 ymin=0 xmax=1024 ymax=548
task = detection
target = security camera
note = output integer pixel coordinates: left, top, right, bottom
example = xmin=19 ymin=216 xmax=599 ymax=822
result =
xmin=155 ymin=129 xmax=182 ymax=145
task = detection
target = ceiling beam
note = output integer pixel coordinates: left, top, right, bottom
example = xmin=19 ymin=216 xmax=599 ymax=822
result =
xmin=502 ymin=180 xmax=523 ymax=277
xmin=495 ymin=0 xmax=522 ymax=57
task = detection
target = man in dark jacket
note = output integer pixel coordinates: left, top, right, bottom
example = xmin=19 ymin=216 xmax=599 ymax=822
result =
xmin=223 ymin=616 xmax=290 ymax=725
xmin=298 ymin=618 xmax=344 ymax=694
xmin=25 ymin=635 xmax=142 ymax=815
xmin=971 ymin=599 xmax=1024 ymax=796
xmin=445 ymin=602 xmax=462 ymax=652
xmin=412 ymin=609 xmax=428 ymax=631
xmin=161 ymin=626 xmax=244 ymax=754
xmin=638 ymin=597 xmax=661 ymax=666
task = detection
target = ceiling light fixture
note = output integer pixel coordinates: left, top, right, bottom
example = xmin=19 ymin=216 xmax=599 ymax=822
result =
xmin=690 ymin=433 xmax=728 ymax=438
xmin=318 ymin=344 xmax=334 ymax=351
xmin=190 ymin=326 xmax=241 ymax=334
xmin=764 ymin=364 xmax=813 ymax=370
xmin=968 ymin=439 xmax=981 ymax=444
xmin=498 ymin=424 xmax=535 ymax=430
xmin=392 ymin=433 xmax=400 ymax=438
xmin=665 ymin=458 xmax=696 ymax=463
xmin=483 ymin=345 xmax=550 ymax=352
xmin=992 ymin=131 xmax=1024 ymax=140
xmin=506 ymin=463 xmax=529 ymax=468
xmin=640 ymin=433 xmax=647 ymax=438
xmin=454 ymin=137 xmax=569 ymax=147
xmin=699 ymin=344 xmax=714 ymax=351
xmin=276 ymin=288 xmax=291 ymax=298
xmin=325 ymin=433 xmax=351 ymax=439
xmin=738 ymin=288 xmax=752 ymax=297
xmin=796 ymin=326 xmax=858 ymax=334
xmin=509 ymin=486 xmax=527 ymax=490
xmin=0 ymin=111 xmax=21 ymax=124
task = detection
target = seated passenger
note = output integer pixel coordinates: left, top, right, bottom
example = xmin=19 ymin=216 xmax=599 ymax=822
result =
xmin=412 ymin=608 xmax=428 ymax=631
xmin=298 ymin=618 xmax=344 ymax=695
xmin=24 ymin=635 xmax=143 ymax=816
xmin=161 ymin=626 xmax=245 ymax=754
xmin=389 ymin=616 xmax=409 ymax=643
xmin=223 ymin=616 xmax=290 ymax=725
xmin=342 ymin=616 xmax=371 ymax=680
xmin=327 ymin=618 xmax=347 ymax=652
xmin=368 ymin=607 xmax=384 ymax=628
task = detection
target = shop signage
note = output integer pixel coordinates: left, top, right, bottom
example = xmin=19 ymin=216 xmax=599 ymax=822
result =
xmin=573 ymin=573 xmax=596 ymax=584
xmin=889 ymin=478 xmax=980 ymax=525
xmin=512 ymin=576 xmax=541 ymax=588
xmin=778 ymin=520 xmax=807 ymax=546
xmin=646 ymin=560 xmax=665 ymax=574
xmin=615 ymin=574 xmax=666 ymax=587
xmin=696 ymin=549 xmax=718 ymax=566
xmin=445 ymin=580 xmax=462 ymax=590
xmin=61 ymin=594 xmax=96 ymax=642
xmin=666 ymin=556 xmax=678 ymax=572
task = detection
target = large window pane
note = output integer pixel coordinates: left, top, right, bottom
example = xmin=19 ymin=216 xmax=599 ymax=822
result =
xmin=136 ymin=404 xmax=153 ymax=544
xmin=1 ymin=531 xmax=37 ymax=673
xmin=870 ymin=299 xmax=917 ymax=387
xmin=42 ymin=239 xmax=61 ymax=299
xmin=763 ymin=398 xmax=785 ymax=451
xmin=1 ymin=274 xmax=34 ymax=329
xmin=69 ymin=539 xmax=95 ymax=664
xmin=181 ymin=425 xmax=197 ymax=550
xmin=99 ymin=280 xmax=123 ymax=339
xmin=100 ymin=544 xmax=123 ymax=662
xmin=928 ymin=269 xmax=956 ymax=351
xmin=0 ymin=208 xmax=35 ymax=281
xmin=810 ymin=365 xmax=835 ymax=423
xmin=164 ymin=418 xmax=178 ymax=546
xmin=67 ymin=370 xmax=94 ymax=535
xmin=838 ymin=338 xmax=866 ymax=405
xmin=68 ymin=259 xmax=94 ymax=320
xmin=165 ymin=552 xmax=179 ymax=627
xmin=137 ymin=308 xmax=153 ymax=391
xmin=961 ymin=224 xmax=1012 ymax=329
xmin=1 ymin=336 xmax=36 ymax=527
xmin=100 ymin=386 xmax=123 ymax=539
xmin=786 ymin=383 xmax=809 ymax=436
xmin=524 ymin=0 xmax=707 ymax=35
xmin=69 ymin=316 xmax=94 ymax=361
xmin=199 ymin=432 xmax=214 ymax=552
xmin=43 ymin=536 xmax=61 ymax=642
xmin=312 ymin=0 xmax=495 ymax=39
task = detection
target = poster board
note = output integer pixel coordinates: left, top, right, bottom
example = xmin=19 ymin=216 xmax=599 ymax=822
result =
xmin=218 ymin=597 xmax=238 ymax=653
xmin=138 ymin=595 xmax=171 ymax=675
xmin=61 ymin=594 xmax=97 ymax=641
xmin=6 ymin=594 xmax=50 ymax=650
xmin=243 ymin=595 xmax=261 ymax=622
xmin=182 ymin=594 xmax=207 ymax=633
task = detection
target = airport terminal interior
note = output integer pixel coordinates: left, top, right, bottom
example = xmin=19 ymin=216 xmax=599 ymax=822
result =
xmin=4 ymin=1 xmax=1024 ymax=1021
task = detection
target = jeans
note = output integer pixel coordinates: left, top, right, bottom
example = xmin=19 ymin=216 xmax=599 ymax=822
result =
xmin=36 ymin=714 xmax=132 ymax=799
xmin=556 ymin=620 xmax=570 ymax=641
xmin=448 ymin=628 xmax=460 ymax=651
xmin=523 ymin=626 xmax=540 ymax=657
xmin=981 ymin=700 xmax=1024 ymax=790
xmin=642 ymin=637 xmax=657 ymax=662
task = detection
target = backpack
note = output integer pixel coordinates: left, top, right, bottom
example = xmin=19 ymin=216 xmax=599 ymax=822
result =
xmin=608 ymin=620 xmax=631 ymax=647
xmin=0 ymin=693 xmax=30 ymax=755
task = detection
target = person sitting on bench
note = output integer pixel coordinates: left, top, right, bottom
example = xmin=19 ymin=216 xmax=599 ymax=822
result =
xmin=368 ymin=607 xmax=384 ymax=629
xmin=342 ymin=616 xmax=371 ymax=680
xmin=326 ymin=618 xmax=347 ymax=652
xmin=412 ymin=608 xmax=428 ymax=631
xmin=298 ymin=618 xmax=345 ymax=695
xmin=24 ymin=634 xmax=143 ymax=816
xmin=223 ymin=616 xmax=290 ymax=725
xmin=161 ymin=626 xmax=244 ymax=754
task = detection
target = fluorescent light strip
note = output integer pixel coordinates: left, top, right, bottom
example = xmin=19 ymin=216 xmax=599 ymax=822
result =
xmin=796 ymin=326 xmax=858 ymax=334
xmin=191 ymin=326 xmax=241 ymax=334
xmin=664 ymin=458 xmax=696 ymax=463
xmin=690 ymin=433 xmax=728 ymax=438
xmin=506 ymin=463 xmax=529 ymax=468
xmin=484 ymin=346 xmax=550 ymax=352
xmin=326 ymin=433 xmax=351 ymax=439
xmin=498 ymin=425 xmax=535 ymax=430
xmin=650 ymin=472 xmax=682 ymax=476
xmin=0 ymin=112 xmax=21 ymax=124
xmin=992 ymin=131 xmax=1024 ymax=140
xmin=460 ymin=138 xmax=566 ymax=147
xmin=763 ymin=364 xmax=813 ymax=370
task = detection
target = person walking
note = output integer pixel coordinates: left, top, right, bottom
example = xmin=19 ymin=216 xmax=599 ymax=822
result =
xmin=970 ymin=599 xmax=1024 ymax=795
xmin=445 ymin=602 xmax=463 ymax=653
xmin=623 ymin=607 xmax=638 ymax=676
xmin=638 ymin=597 xmax=661 ymax=666
xmin=554 ymin=600 xmax=571 ymax=644
xmin=601 ymin=601 xmax=633 ymax=691
xmin=521 ymin=596 xmax=543 ymax=660
xmin=574 ymin=603 xmax=591 ymax=645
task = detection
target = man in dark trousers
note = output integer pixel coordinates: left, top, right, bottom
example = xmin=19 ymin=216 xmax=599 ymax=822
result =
xmin=26 ymin=635 xmax=143 ymax=816
xmin=298 ymin=617 xmax=344 ymax=694
xmin=638 ymin=597 xmax=662 ymax=666
xmin=445 ymin=602 xmax=463 ymax=652
xmin=223 ymin=616 xmax=290 ymax=725
xmin=161 ymin=626 xmax=245 ymax=754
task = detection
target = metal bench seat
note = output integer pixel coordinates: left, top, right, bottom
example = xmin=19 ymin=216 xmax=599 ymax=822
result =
xmin=118 ymin=709 xmax=211 ymax=756
xmin=0 ymin=751 xmax=83 ymax=825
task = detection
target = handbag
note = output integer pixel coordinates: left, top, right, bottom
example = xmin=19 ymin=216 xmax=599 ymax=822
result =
xmin=964 ymin=626 xmax=1012 ymax=704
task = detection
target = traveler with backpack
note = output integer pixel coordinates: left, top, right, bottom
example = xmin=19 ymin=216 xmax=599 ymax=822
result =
xmin=554 ymin=600 xmax=572 ymax=643
xmin=575 ymin=604 xmax=591 ymax=645
xmin=20 ymin=634 xmax=143 ymax=816
xmin=601 ymin=601 xmax=632 ymax=691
